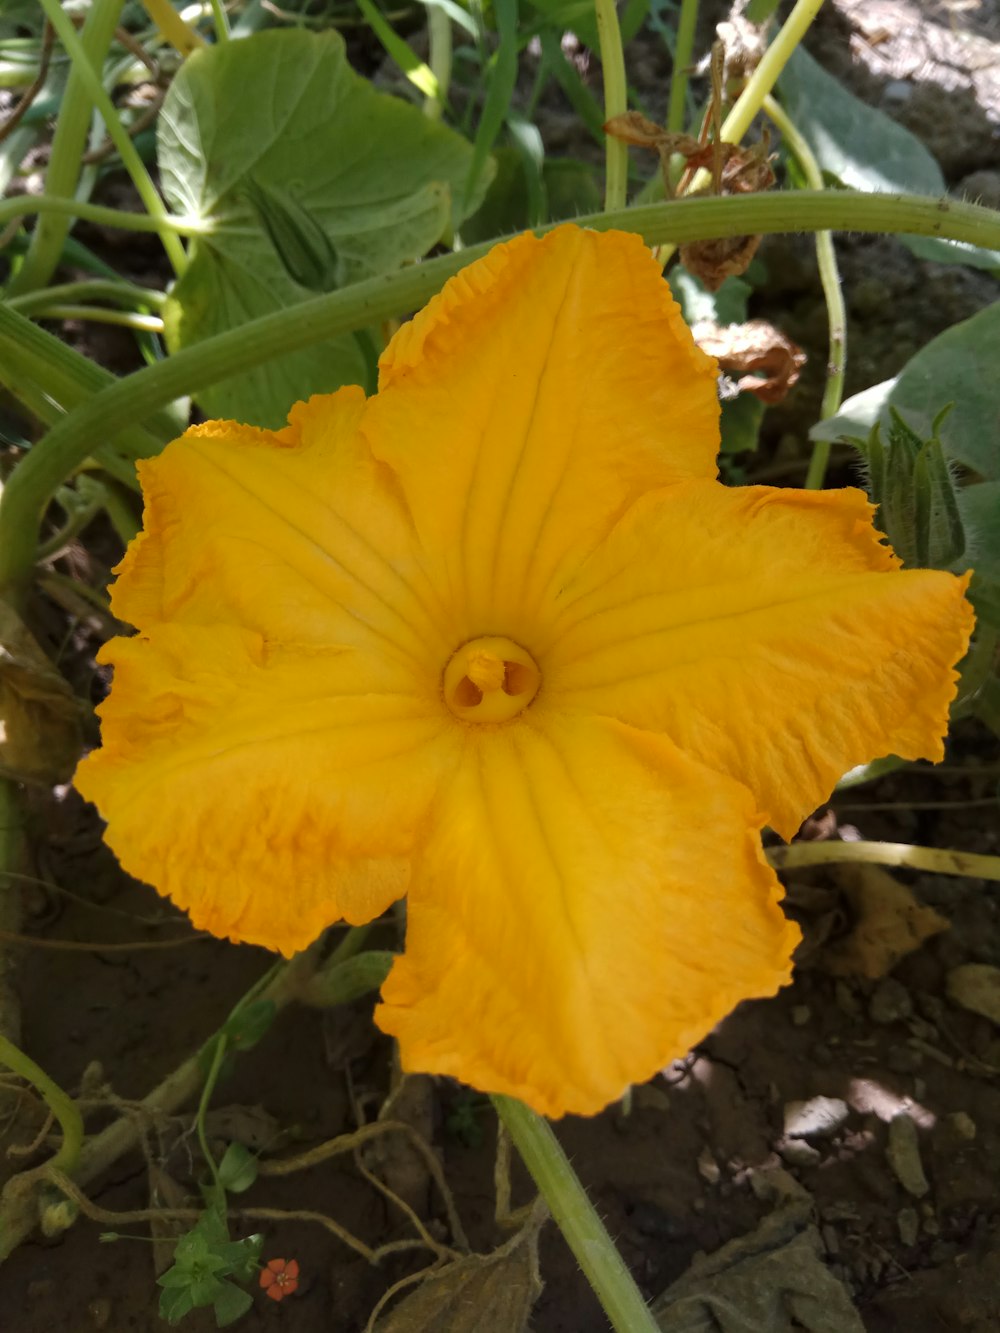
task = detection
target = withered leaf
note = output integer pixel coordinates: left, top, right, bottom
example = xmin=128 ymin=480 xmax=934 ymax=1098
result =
xmin=818 ymin=864 xmax=949 ymax=979
xmin=603 ymin=112 xmax=699 ymax=156
xmin=0 ymin=599 xmax=82 ymax=785
xmin=693 ymin=318 xmax=807 ymax=403
xmin=681 ymin=235 xmax=762 ymax=293
xmin=373 ymin=1207 xmax=544 ymax=1333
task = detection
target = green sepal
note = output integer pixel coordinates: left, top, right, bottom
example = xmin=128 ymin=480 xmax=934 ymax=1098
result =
xmin=243 ymin=177 xmax=340 ymax=293
xmin=859 ymin=407 xmax=966 ymax=570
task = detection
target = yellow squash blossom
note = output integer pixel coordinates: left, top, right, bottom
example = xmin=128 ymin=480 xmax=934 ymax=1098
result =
xmin=75 ymin=225 xmax=973 ymax=1118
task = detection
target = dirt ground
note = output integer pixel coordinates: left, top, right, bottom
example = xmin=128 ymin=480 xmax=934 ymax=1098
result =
xmin=1 ymin=1 xmax=999 ymax=1330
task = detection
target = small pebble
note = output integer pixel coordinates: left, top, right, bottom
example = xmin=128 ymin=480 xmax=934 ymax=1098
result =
xmin=882 ymin=79 xmax=913 ymax=105
xmin=778 ymin=1136 xmax=822 ymax=1168
xmin=870 ymin=977 xmax=913 ymax=1025
xmin=887 ymin=1045 xmax=923 ymax=1074
xmin=835 ymin=980 xmax=862 ymax=1019
xmin=88 ymin=1299 xmax=112 ymax=1330
xmin=696 ymin=1145 xmax=721 ymax=1185
xmin=897 ymin=1206 xmax=920 ymax=1246
xmin=784 ymin=1095 xmax=850 ymax=1140
xmin=930 ymin=1240 xmax=958 ymax=1264
xmin=947 ymin=1111 xmax=977 ymax=1142
xmin=791 ymin=1004 xmax=811 ymax=1026
xmin=946 ymin=964 xmax=1000 ymax=1026
xmin=934 ymin=1111 xmax=977 ymax=1154
xmin=887 ymin=1114 xmax=931 ymax=1198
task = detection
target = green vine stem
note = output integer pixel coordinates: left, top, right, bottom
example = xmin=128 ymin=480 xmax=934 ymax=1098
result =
xmin=0 ymin=1034 xmax=84 ymax=1176
xmin=719 ymin=0 xmax=825 ymax=148
xmin=8 ymin=278 xmax=168 ymax=316
xmin=666 ymin=0 xmax=699 ymax=134
xmin=0 ymin=303 xmax=173 ymax=470
xmin=28 ymin=305 xmax=164 ymax=333
xmin=195 ymin=1034 xmax=227 ymax=1188
xmin=2 ymin=189 xmax=1000 ymax=605
xmin=767 ymin=841 xmax=1000 ymax=882
xmin=6 ymin=0 xmax=124 ymax=297
xmin=0 ymin=781 xmax=26 ymax=1058
xmin=0 ymin=952 xmax=312 ymax=1261
xmin=594 ymin=0 xmax=629 ymax=210
xmin=763 ymin=93 xmax=847 ymax=487
xmin=651 ymin=0 xmax=826 ymax=247
xmin=34 ymin=0 xmax=188 ymax=276
xmin=493 ymin=1096 xmax=660 ymax=1333
xmin=208 ymin=0 xmax=231 ymax=43
xmin=0 ymin=193 xmax=210 ymax=236
xmin=425 ymin=3 xmax=452 ymax=120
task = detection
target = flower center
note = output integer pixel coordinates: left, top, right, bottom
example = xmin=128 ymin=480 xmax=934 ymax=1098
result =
xmin=443 ymin=636 xmax=541 ymax=723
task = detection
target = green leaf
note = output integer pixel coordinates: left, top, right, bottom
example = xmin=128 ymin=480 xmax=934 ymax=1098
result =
xmin=668 ymin=270 xmax=751 ymax=326
xmin=775 ymin=49 xmax=999 ymax=273
xmin=811 ymin=378 xmax=895 ymax=447
xmin=221 ymin=998 xmax=276 ymax=1051
xmin=299 ymin=950 xmax=396 ymax=1007
xmin=974 ymin=674 xmax=1000 ymax=738
xmin=460 ymin=147 xmax=530 ymax=244
xmin=902 ymin=234 xmax=1000 ymax=275
xmin=777 ymin=47 xmax=944 ymax=195
xmin=217 ymin=1142 xmax=258 ymax=1194
xmin=159 ymin=1284 xmax=195 ymax=1324
xmin=213 ymin=1282 xmax=254 ymax=1328
xmin=814 ymin=304 xmax=1000 ymax=481
xmin=463 ymin=0 xmax=518 ymax=215
xmin=158 ymin=29 xmax=488 ymax=427
xmin=356 ymin=0 xmax=440 ymax=99
xmin=883 ymin=304 xmax=1000 ymax=480
xmin=542 ymin=159 xmax=602 ymax=221
xmin=189 ymin=1273 xmax=229 ymax=1307
xmin=524 ymin=0 xmax=601 ymax=50
xmin=216 ymin=1234 xmax=264 ymax=1283
xmin=719 ymin=393 xmax=764 ymax=455
xmin=961 ymin=482 xmax=1000 ymax=580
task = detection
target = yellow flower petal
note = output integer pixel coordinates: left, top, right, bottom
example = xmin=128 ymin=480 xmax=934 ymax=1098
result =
xmin=361 ymin=225 xmax=719 ymax=641
xmin=114 ymin=387 xmax=450 ymax=674
xmin=76 ymin=622 xmax=458 ymax=952
xmin=376 ymin=713 xmax=798 ymax=1118
xmin=548 ymin=482 xmax=974 ymax=837
xmin=77 ymin=388 xmax=462 ymax=953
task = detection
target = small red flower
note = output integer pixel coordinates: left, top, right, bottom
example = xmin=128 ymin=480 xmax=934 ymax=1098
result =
xmin=259 ymin=1257 xmax=300 ymax=1302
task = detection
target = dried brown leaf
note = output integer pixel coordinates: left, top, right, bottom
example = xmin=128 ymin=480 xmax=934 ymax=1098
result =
xmin=372 ymin=1205 xmax=544 ymax=1333
xmin=680 ymin=234 xmax=763 ymax=292
xmin=693 ymin=318 xmax=807 ymax=403
xmin=818 ymin=864 xmax=949 ymax=979
xmin=0 ymin=600 xmax=81 ymax=785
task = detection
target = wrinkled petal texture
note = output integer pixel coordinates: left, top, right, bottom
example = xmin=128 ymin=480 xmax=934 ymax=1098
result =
xmin=377 ymin=713 xmax=799 ymax=1118
xmin=76 ymin=388 xmax=459 ymax=952
xmin=363 ymin=224 xmax=719 ymax=644
xmin=547 ymin=482 xmax=975 ymax=838
xmin=76 ymin=222 xmax=975 ymax=1117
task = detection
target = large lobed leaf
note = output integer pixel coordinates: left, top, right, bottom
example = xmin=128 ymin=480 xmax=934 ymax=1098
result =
xmin=812 ymin=303 xmax=1000 ymax=634
xmin=777 ymin=47 xmax=999 ymax=273
xmin=158 ymin=29 xmax=489 ymax=426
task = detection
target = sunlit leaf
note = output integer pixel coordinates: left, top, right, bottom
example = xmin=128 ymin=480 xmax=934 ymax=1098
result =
xmin=777 ymin=47 xmax=943 ymax=195
xmin=158 ymin=29 xmax=488 ymax=426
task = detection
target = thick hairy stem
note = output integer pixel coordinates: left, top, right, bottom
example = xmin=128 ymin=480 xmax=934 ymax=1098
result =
xmin=2 ymin=190 xmax=999 ymax=607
